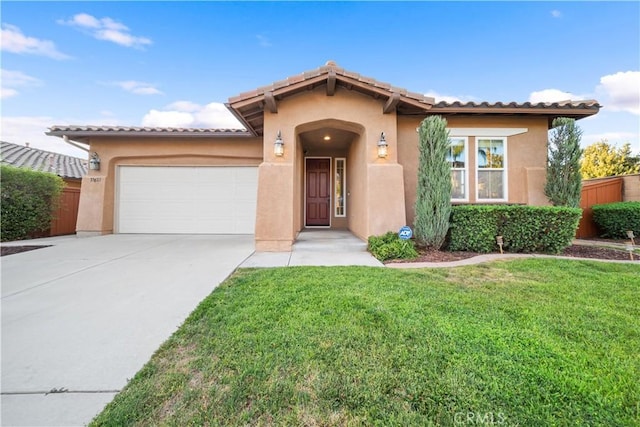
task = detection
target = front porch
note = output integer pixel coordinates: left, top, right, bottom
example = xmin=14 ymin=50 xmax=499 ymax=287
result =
xmin=240 ymin=230 xmax=382 ymax=267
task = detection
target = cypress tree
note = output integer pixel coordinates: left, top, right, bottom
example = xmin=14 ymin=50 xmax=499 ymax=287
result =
xmin=545 ymin=117 xmax=583 ymax=208
xmin=414 ymin=115 xmax=452 ymax=249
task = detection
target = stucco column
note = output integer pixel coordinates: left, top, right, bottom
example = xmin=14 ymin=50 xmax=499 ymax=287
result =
xmin=75 ymin=175 xmax=108 ymax=236
xmin=254 ymin=162 xmax=296 ymax=251
xmin=254 ymin=124 xmax=297 ymax=251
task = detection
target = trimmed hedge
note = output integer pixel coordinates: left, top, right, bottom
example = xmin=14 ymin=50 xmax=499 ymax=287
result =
xmin=368 ymin=231 xmax=418 ymax=261
xmin=592 ymin=202 xmax=640 ymax=239
xmin=1 ymin=165 xmax=64 ymax=242
xmin=448 ymin=205 xmax=581 ymax=254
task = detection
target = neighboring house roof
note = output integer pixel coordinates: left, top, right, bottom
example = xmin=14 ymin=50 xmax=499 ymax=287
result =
xmin=0 ymin=141 xmax=87 ymax=179
xmin=46 ymin=126 xmax=252 ymax=143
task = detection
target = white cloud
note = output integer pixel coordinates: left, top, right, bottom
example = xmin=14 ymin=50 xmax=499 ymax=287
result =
xmin=1 ymin=69 xmax=42 ymax=98
xmin=424 ymin=90 xmax=477 ymax=103
xmin=551 ymin=10 xmax=562 ymax=18
xmin=58 ymin=13 xmax=152 ymax=48
xmin=142 ymin=102 xmax=244 ymax=129
xmin=1 ymin=88 xmax=19 ymax=99
xmin=68 ymin=13 xmax=101 ymax=28
xmin=0 ymin=24 xmax=70 ymax=59
xmin=112 ymin=80 xmax=163 ymax=95
xmin=194 ymin=103 xmax=243 ymax=128
xmin=165 ymin=101 xmax=201 ymax=112
xmin=596 ymin=71 xmax=640 ymax=115
xmin=582 ymin=131 xmax=639 ymax=147
xmin=0 ymin=116 xmax=87 ymax=158
xmin=142 ymin=110 xmax=195 ymax=128
xmin=528 ymin=88 xmax=580 ymax=103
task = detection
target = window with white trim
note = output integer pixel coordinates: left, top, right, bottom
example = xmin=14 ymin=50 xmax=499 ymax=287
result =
xmin=447 ymin=137 xmax=468 ymax=200
xmin=477 ymin=138 xmax=506 ymax=200
xmin=335 ymin=158 xmax=346 ymax=217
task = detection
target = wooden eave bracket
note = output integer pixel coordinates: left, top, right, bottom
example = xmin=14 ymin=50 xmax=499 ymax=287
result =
xmin=326 ymin=70 xmax=336 ymax=96
xmin=264 ymin=91 xmax=278 ymax=114
xmin=383 ymin=92 xmax=401 ymax=114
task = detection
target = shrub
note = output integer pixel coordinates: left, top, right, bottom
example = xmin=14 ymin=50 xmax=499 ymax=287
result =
xmin=1 ymin=165 xmax=65 ymax=242
xmin=592 ymin=202 xmax=640 ymax=239
xmin=368 ymin=231 xmax=418 ymax=261
xmin=447 ymin=206 xmax=501 ymax=253
xmin=449 ymin=205 xmax=581 ymax=254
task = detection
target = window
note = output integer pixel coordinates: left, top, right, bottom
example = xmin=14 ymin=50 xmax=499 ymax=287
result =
xmin=335 ymin=158 xmax=346 ymax=217
xmin=477 ymin=138 xmax=506 ymax=200
xmin=447 ymin=137 xmax=468 ymax=200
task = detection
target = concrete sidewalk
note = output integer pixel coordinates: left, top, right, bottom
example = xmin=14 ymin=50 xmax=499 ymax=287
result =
xmin=240 ymin=230 xmax=383 ymax=267
xmin=1 ymin=234 xmax=255 ymax=426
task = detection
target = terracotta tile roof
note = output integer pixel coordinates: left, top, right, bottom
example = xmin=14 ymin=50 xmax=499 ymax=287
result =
xmin=226 ymin=61 xmax=600 ymax=135
xmin=432 ymin=100 xmax=600 ymax=109
xmin=227 ymin=60 xmax=434 ymax=106
xmin=1 ymin=141 xmax=87 ymax=179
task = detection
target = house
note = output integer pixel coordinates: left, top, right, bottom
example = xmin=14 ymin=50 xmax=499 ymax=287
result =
xmin=46 ymin=61 xmax=599 ymax=250
xmin=0 ymin=141 xmax=87 ymax=236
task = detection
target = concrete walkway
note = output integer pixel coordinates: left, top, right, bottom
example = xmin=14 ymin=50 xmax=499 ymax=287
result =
xmin=1 ymin=234 xmax=255 ymax=426
xmin=240 ymin=230 xmax=383 ymax=267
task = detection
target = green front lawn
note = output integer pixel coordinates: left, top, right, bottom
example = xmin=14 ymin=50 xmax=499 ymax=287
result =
xmin=92 ymin=260 xmax=639 ymax=426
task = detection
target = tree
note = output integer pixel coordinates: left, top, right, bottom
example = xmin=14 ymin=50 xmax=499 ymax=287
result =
xmin=545 ymin=117 xmax=583 ymax=208
xmin=581 ymin=140 xmax=640 ymax=178
xmin=414 ymin=115 xmax=452 ymax=249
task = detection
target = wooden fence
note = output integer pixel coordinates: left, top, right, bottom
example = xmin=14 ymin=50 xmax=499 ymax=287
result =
xmin=576 ymin=178 xmax=623 ymax=238
xmin=49 ymin=186 xmax=81 ymax=236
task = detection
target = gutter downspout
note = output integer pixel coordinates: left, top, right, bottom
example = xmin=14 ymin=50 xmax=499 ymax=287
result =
xmin=62 ymin=135 xmax=90 ymax=153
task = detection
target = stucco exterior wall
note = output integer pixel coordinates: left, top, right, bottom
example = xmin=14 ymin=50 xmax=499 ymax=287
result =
xmin=76 ymin=137 xmax=262 ymax=235
xmin=398 ymin=115 xmax=550 ymax=226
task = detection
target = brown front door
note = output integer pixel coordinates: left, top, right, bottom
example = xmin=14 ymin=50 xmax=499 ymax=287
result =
xmin=306 ymin=158 xmax=331 ymax=226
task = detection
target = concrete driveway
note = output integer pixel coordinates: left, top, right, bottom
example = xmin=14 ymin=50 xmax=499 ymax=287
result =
xmin=1 ymin=234 xmax=255 ymax=426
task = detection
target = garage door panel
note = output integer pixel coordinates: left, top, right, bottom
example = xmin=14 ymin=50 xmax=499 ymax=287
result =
xmin=117 ymin=166 xmax=257 ymax=234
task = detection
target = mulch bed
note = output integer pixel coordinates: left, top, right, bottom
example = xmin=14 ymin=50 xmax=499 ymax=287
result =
xmin=562 ymin=245 xmax=635 ymax=261
xmin=386 ymin=244 xmax=637 ymax=264
xmin=1 ymin=245 xmax=51 ymax=257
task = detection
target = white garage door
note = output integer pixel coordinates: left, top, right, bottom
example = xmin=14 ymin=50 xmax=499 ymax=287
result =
xmin=117 ymin=166 xmax=258 ymax=234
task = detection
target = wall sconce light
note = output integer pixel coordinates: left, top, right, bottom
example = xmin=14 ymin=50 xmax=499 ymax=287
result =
xmin=89 ymin=152 xmax=101 ymax=171
xmin=274 ymin=130 xmax=284 ymax=157
xmin=377 ymin=132 xmax=388 ymax=158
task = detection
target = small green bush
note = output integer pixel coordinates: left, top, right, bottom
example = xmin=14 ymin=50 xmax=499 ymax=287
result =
xmin=592 ymin=202 xmax=640 ymax=239
xmin=368 ymin=231 xmax=418 ymax=261
xmin=1 ymin=165 xmax=65 ymax=242
xmin=449 ymin=205 xmax=581 ymax=254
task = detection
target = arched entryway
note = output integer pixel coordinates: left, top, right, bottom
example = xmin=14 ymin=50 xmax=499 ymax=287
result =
xmin=294 ymin=119 xmax=365 ymax=235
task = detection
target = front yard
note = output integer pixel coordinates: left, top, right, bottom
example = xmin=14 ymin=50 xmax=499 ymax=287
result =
xmin=92 ymin=260 xmax=639 ymax=426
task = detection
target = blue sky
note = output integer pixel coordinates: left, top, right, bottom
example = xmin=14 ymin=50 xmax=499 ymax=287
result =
xmin=2 ymin=1 xmax=639 ymax=158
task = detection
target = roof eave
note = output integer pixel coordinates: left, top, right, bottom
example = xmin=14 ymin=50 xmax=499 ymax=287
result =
xmin=430 ymin=107 xmax=599 ymax=118
xmin=46 ymin=129 xmax=255 ymax=140
xmin=223 ymin=103 xmax=259 ymax=136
